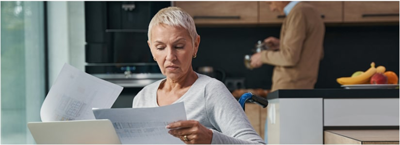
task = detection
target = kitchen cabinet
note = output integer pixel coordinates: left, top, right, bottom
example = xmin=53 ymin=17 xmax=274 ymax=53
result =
xmin=258 ymin=2 xmax=285 ymax=24
xmin=174 ymin=2 xmax=258 ymax=25
xmin=324 ymin=130 xmax=399 ymax=144
xmin=306 ymin=2 xmax=343 ymax=23
xmin=259 ymin=1 xmax=343 ymax=24
xmin=324 ymin=99 xmax=399 ymax=126
xmin=244 ymin=103 xmax=268 ymax=140
xmin=265 ymin=89 xmax=399 ymax=144
xmin=245 ymin=103 xmax=261 ymax=137
xmin=175 ymin=1 xmax=399 ymax=25
xmin=260 ymin=105 xmax=268 ymax=140
xmin=344 ymin=2 xmax=399 ymax=23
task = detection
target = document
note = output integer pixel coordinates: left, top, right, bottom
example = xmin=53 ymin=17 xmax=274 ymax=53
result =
xmin=40 ymin=63 xmax=123 ymax=122
xmin=93 ymin=102 xmax=187 ymax=144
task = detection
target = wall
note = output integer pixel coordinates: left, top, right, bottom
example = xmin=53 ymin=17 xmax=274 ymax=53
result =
xmin=1 ymin=2 xmax=45 ymax=143
xmin=193 ymin=25 xmax=399 ymax=89
xmin=47 ymin=1 xmax=85 ymax=87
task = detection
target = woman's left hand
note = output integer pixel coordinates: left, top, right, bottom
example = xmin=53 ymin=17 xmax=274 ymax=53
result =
xmin=167 ymin=120 xmax=213 ymax=144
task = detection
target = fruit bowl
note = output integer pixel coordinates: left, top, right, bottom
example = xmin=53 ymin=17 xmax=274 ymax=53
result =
xmin=342 ymin=84 xmax=399 ymax=89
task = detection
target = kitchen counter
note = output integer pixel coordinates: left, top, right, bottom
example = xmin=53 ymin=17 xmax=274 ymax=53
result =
xmin=267 ymin=89 xmax=399 ymax=99
xmin=264 ymin=88 xmax=399 ymax=144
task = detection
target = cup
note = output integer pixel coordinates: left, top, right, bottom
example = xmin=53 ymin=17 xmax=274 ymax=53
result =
xmin=244 ymin=55 xmax=253 ymax=70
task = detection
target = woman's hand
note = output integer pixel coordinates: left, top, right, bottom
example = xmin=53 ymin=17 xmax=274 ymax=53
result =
xmin=166 ymin=120 xmax=213 ymax=144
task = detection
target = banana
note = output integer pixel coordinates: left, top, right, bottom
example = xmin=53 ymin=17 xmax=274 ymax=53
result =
xmin=376 ymin=66 xmax=386 ymax=73
xmin=337 ymin=62 xmax=376 ymax=85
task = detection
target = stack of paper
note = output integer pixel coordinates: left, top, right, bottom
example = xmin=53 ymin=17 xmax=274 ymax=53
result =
xmin=39 ymin=63 xmax=187 ymax=144
xmin=40 ymin=64 xmax=123 ymax=121
xmin=93 ymin=102 xmax=186 ymax=144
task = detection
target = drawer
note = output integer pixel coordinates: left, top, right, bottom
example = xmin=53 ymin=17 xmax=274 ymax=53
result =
xmin=324 ymin=130 xmax=399 ymax=144
xmin=324 ymin=99 xmax=399 ymax=126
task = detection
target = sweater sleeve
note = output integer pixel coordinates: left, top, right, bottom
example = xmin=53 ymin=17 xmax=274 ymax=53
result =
xmin=261 ymin=9 xmax=307 ymax=67
xmin=205 ymin=80 xmax=265 ymax=144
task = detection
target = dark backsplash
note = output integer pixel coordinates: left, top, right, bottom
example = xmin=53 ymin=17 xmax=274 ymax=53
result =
xmin=193 ymin=25 xmax=399 ymax=89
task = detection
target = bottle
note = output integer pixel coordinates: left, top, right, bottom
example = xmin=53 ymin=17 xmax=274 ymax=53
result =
xmin=244 ymin=55 xmax=253 ymax=70
xmin=254 ymin=40 xmax=268 ymax=53
xmin=244 ymin=40 xmax=269 ymax=70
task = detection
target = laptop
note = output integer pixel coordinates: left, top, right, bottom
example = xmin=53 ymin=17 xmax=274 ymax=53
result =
xmin=27 ymin=119 xmax=121 ymax=144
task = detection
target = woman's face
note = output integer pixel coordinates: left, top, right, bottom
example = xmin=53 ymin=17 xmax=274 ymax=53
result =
xmin=148 ymin=24 xmax=199 ymax=80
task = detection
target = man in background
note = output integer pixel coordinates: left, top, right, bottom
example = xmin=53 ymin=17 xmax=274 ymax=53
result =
xmin=250 ymin=1 xmax=325 ymax=92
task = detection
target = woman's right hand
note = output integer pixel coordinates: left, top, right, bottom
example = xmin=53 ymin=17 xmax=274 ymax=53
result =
xmin=264 ymin=37 xmax=280 ymax=51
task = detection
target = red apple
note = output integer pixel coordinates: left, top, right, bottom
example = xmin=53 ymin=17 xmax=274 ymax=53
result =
xmin=370 ymin=73 xmax=388 ymax=84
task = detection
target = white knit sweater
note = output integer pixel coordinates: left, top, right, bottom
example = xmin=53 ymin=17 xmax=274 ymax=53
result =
xmin=133 ymin=73 xmax=265 ymax=144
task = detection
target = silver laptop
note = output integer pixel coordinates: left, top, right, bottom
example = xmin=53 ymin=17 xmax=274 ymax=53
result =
xmin=27 ymin=119 xmax=121 ymax=144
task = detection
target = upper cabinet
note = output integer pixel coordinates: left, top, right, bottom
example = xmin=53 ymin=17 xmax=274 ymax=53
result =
xmin=306 ymin=2 xmax=343 ymax=23
xmin=344 ymin=2 xmax=399 ymax=23
xmin=173 ymin=1 xmax=399 ymax=25
xmin=259 ymin=1 xmax=285 ymax=24
xmin=259 ymin=1 xmax=343 ymax=24
xmin=174 ymin=1 xmax=258 ymax=25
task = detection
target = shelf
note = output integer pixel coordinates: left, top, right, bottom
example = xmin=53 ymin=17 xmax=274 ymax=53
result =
xmin=105 ymin=29 xmax=147 ymax=33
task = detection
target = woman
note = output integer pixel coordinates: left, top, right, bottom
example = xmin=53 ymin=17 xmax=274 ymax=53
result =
xmin=132 ymin=6 xmax=264 ymax=144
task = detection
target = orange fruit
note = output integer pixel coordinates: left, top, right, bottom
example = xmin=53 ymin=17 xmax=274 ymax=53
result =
xmin=384 ymin=71 xmax=398 ymax=84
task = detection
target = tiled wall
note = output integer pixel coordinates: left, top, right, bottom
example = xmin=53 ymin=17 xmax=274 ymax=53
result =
xmin=193 ymin=25 xmax=399 ymax=89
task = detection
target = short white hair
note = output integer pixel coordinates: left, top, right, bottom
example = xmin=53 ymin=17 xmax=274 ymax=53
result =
xmin=148 ymin=7 xmax=198 ymax=44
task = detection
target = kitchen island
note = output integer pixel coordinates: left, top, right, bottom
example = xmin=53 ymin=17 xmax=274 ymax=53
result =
xmin=265 ymin=89 xmax=399 ymax=144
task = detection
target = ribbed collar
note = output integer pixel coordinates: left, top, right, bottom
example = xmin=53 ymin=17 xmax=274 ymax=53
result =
xmin=284 ymin=1 xmax=300 ymax=15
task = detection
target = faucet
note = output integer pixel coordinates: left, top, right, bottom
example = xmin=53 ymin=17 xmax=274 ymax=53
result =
xmin=121 ymin=66 xmax=135 ymax=78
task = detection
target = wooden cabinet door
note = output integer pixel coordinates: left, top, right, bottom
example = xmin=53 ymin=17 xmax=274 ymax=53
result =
xmin=259 ymin=2 xmax=343 ymax=24
xmin=245 ymin=103 xmax=261 ymax=137
xmin=306 ymin=2 xmax=343 ymax=23
xmin=259 ymin=1 xmax=285 ymax=24
xmin=174 ymin=1 xmax=258 ymax=25
xmin=344 ymin=2 xmax=399 ymax=23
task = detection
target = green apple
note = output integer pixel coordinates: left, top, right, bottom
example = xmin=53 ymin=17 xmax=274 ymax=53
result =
xmin=351 ymin=71 xmax=364 ymax=77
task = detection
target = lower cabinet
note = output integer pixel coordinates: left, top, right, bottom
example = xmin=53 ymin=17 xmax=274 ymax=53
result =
xmin=244 ymin=103 xmax=267 ymax=140
xmin=324 ymin=130 xmax=399 ymax=144
xmin=324 ymin=99 xmax=399 ymax=126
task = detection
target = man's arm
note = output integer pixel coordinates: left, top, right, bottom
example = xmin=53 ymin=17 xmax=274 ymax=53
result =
xmin=261 ymin=9 xmax=307 ymax=67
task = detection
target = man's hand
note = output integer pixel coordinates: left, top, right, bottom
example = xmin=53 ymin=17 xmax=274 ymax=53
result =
xmin=167 ymin=120 xmax=213 ymax=144
xmin=264 ymin=37 xmax=280 ymax=51
xmin=250 ymin=52 xmax=263 ymax=69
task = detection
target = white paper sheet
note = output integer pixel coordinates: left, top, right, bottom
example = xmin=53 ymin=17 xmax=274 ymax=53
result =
xmin=40 ymin=63 xmax=123 ymax=122
xmin=93 ymin=102 xmax=187 ymax=144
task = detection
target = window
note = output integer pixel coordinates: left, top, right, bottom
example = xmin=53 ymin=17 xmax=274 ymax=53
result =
xmin=1 ymin=1 xmax=45 ymax=144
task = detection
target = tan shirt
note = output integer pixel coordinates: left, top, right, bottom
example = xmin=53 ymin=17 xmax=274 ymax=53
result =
xmin=261 ymin=2 xmax=325 ymax=91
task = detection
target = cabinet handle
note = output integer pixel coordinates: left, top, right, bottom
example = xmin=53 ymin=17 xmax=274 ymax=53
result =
xmin=277 ymin=15 xmax=286 ymax=19
xmin=122 ymin=3 xmax=135 ymax=11
xmin=193 ymin=16 xmax=241 ymax=19
xmin=277 ymin=14 xmax=325 ymax=19
xmin=362 ymin=13 xmax=399 ymax=17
